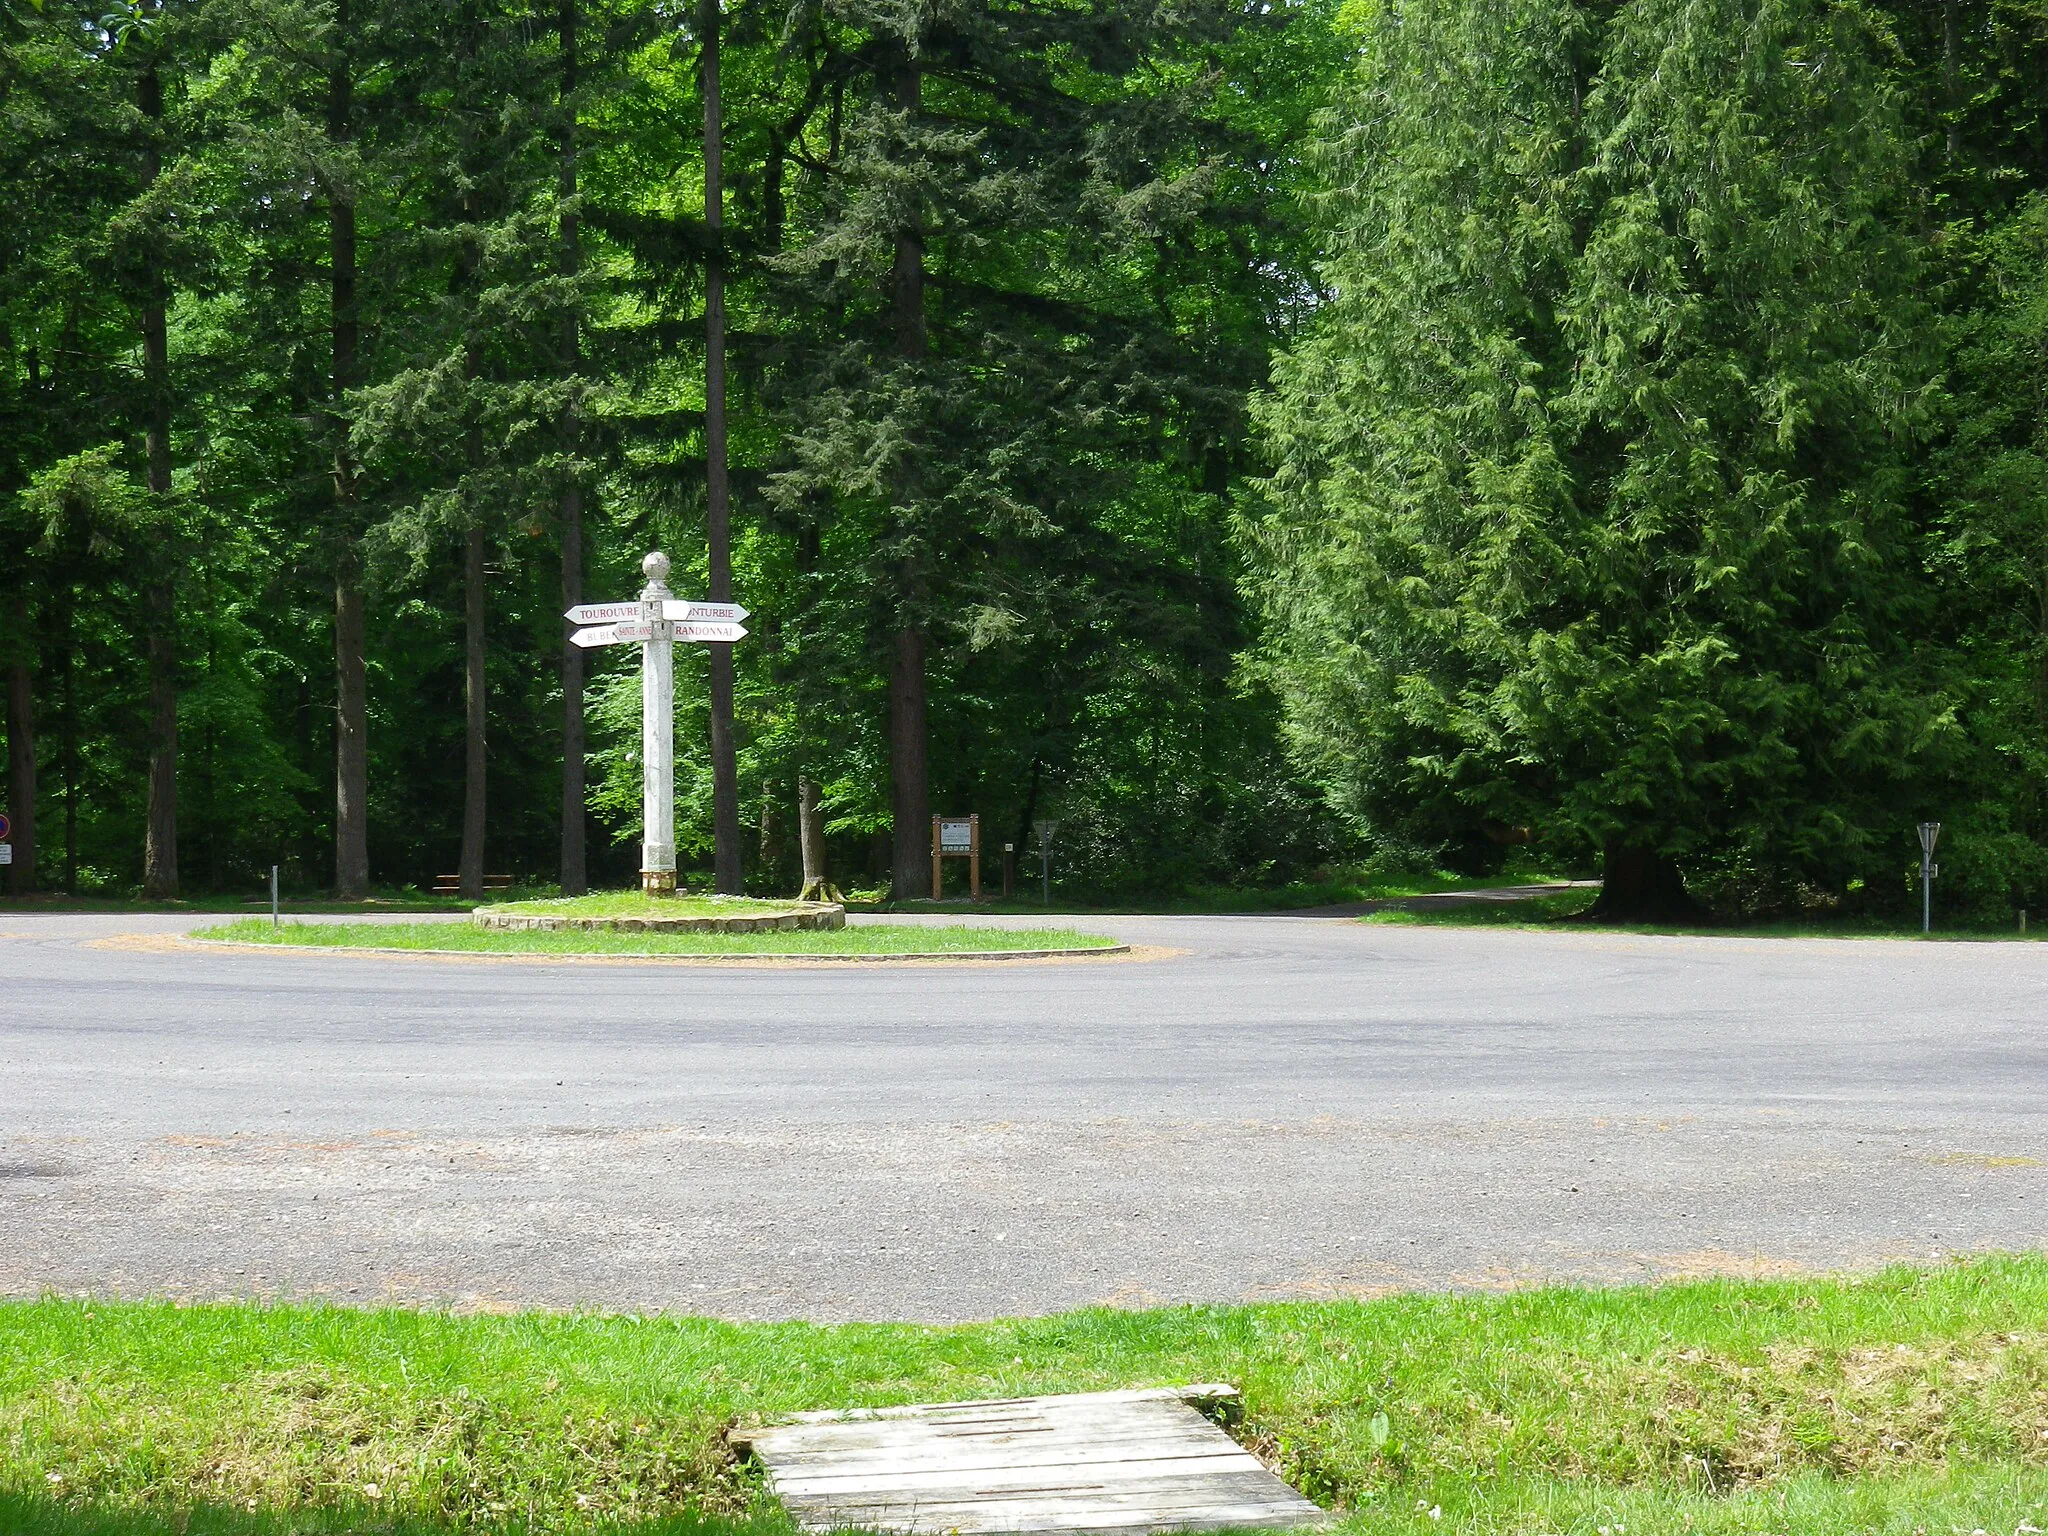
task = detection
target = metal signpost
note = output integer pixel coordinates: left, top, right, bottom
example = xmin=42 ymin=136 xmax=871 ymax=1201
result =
xmin=568 ymin=551 xmax=750 ymax=894
xmin=1918 ymin=821 xmax=1941 ymax=934
xmin=1033 ymin=818 xmax=1056 ymax=905
xmin=0 ymin=811 xmax=10 ymax=868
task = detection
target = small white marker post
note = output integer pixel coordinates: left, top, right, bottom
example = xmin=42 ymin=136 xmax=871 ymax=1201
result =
xmin=567 ymin=551 xmax=750 ymax=896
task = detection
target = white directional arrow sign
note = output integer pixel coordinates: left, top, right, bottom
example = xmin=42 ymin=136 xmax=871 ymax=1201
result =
xmin=662 ymin=599 xmax=748 ymax=623
xmin=570 ymin=621 xmax=656 ymax=648
xmin=571 ymin=618 xmax=746 ymax=647
xmin=565 ymin=601 xmax=643 ymax=625
xmin=671 ymin=620 xmax=747 ymax=643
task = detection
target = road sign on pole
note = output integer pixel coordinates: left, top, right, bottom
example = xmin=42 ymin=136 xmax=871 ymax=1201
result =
xmin=569 ymin=621 xmax=659 ymax=648
xmin=0 ymin=813 xmax=11 ymax=841
xmin=1033 ymin=819 xmax=1057 ymax=905
xmin=670 ymin=621 xmax=747 ymax=643
xmin=1918 ymin=821 xmax=1941 ymax=934
xmin=564 ymin=601 xmax=644 ymax=626
xmin=663 ymin=599 xmax=748 ymax=624
xmin=566 ymin=552 xmax=751 ymax=894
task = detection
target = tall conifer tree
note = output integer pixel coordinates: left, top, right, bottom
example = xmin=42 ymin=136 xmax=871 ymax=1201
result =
xmin=768 ymin=0 xmax=1279 ymax=897
xmin=1249 ymin=0 xmax=1945 ymax=915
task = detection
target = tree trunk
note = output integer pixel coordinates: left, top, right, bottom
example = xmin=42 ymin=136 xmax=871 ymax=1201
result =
xmin=1943 ymin=0 xmax=1963 ymax=160
xmin=139 ymin=58 xmax=178 ymax=900
xmin=333 ymin=560 xmax=369 ymax=898
xmin=455 ymin=121 xmax=488 ymax=902
xmin=557 ymin=0 xmax=587 ymax=896
xmin=5 ymin=592 xmax=34 ymax=895
xmin=143 ymin=579 xmax=178 ymax=899
xmin=459 ymin=523 xmax=487 ymax=900
xmin=58 ymin=595 xmax=75 ymax=893
xmin=798 ymin=774 xmax=835 ymax=901
xmin=330 ymin=19 xmax=370 ymax=900
xmin=889 ymin=622 xmax=929 ymax=898
xmin=886 ymin=42 xmax=931 ymax=901
xmin=1013 ymin=755 xmax=1041 ymax=861
xmin=758 ymin=780 xmax=778 ymax=874
xmin=560 ymin=483 xmax=586 ymax=895
xmin=1589 ymin=839 xmax=1701 ymax=922
xmin=701 ymin=0 xmax=743 ymax=895
xmin=890 ymin=49 xmax=927 ymax=363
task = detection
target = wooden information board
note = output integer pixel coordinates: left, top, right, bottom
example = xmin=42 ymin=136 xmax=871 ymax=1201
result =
xmin=931 ymin=815 xmax=980 ymax=900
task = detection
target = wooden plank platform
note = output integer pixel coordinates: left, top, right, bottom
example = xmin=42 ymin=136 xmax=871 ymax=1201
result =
xmin=732 ymin=1385 xmax=1325 ymax=1536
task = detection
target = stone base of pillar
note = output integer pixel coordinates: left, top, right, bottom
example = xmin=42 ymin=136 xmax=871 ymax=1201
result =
xmin=641 ymin=869 xmax=677 ymax=896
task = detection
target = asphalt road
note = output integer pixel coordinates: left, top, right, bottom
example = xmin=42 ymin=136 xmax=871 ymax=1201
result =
xmin=4 ymin=911 xmax=2045 ymax=1320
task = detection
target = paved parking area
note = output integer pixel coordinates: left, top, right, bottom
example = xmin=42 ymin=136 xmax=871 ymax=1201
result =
xmin=4 ymin=911 xmax=2044 ymax=1319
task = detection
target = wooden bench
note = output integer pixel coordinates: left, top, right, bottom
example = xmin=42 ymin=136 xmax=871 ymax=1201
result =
xmin=432 ymin=873 xmax=514 ymax=896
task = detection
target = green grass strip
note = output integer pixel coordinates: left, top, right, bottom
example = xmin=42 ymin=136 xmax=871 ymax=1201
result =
xmin=474 ymin=893 xmax=785 ymax=919
xmin=1365 ymin=888 xmax=2048 ymax=939
xmin=192 ymin=918 xmax=1120 ymax=955
xmin=6 ymin=1259 xmax=2048 ymax=1533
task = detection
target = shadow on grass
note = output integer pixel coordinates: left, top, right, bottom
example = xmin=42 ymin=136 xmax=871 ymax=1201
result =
xmin=0 ymin=1493 xmax=799 ymax=1536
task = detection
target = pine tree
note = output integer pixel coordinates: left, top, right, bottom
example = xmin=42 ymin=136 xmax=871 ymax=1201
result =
xmin=766 ymin=0 xmax=1293 ymax=897
xmin=350 ymin=0 xmax=561 ymax=899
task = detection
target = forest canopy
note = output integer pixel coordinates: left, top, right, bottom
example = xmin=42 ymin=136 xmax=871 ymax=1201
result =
xmin=1 ymin=0 xmax=2043 ymax=918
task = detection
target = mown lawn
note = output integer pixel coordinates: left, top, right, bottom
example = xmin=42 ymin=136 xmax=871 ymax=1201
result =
xmin=6 ymin=1258 xmax=2048 ymax=1534
xmin=191 ymin=920 xmax=1119 ymax=956
xmin=472 ymin=895 xmax=792 ymax=920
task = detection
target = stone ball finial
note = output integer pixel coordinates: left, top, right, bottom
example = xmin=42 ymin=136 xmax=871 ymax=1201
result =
xmin=642 ymin=550 xmax=671 ymax=583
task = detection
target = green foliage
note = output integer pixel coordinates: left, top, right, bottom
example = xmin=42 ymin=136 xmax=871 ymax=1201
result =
xmin=1924 ymin=195 xmax=2048 ymax=913
xmin=2 ymin=0 xmax=2046 ymax=915
xmin=0 ymin=0 xmax=1343 ymax=902
xmin=1246 ymin=0 xmax=1970 ymax=913
xmin=6 ymin=1259 xmax=2048 ymax=1531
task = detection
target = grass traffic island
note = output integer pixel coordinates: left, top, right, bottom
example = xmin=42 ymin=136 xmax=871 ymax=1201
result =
xmin=5 ymin=1258 xmax=2047 ymax=1535
xmin=473 ymin=893 xmax=847 ymax=935
xmin=190 ymin=915 xmax=1123 ymax=960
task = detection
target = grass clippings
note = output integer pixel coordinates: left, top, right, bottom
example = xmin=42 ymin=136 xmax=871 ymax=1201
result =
xmin=7 ymin=1258 xmax=2048 ymax=1534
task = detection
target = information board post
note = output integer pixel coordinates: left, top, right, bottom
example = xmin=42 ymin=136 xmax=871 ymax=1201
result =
xmin=931 ymin=815 xmax=980 ymax=901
